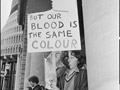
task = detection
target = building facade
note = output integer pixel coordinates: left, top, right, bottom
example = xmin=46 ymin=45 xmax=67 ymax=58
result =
xmin=1 ymin=0 xmax=24 ymax=90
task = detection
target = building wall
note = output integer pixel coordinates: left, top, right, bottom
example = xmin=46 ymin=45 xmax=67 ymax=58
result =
xmin=1 ymin=10 xmax=23 ymax=56
xmin=82 ymin=0 xmax=119 ymax=90
xmin=1 ymin=0 xmax=24 ymax=90
xmin=11 ymin=0 xmax=18 ymax=10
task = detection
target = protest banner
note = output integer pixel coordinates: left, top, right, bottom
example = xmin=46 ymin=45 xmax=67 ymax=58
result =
xmin=27 ymin=0 xmax=81 ymax=52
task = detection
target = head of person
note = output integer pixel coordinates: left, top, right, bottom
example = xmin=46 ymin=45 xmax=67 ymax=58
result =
xmin=28 ymin=76 xmax=39 ymax=87
xmin=60 ymin=50 xmax=86 ymax=70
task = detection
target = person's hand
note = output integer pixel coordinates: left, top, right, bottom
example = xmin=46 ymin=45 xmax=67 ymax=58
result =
xmin=49 ymin=79 xmax=60 ymax=90
xmin=52 ymin=85 xmax=60 ymax=90
xmin=50 ymin=81 xmax=60 ymax=90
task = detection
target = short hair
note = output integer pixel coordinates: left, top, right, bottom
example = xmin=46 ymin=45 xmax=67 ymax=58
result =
xmin=60 ymin=50 xmax=86 ymax=69
xmin=28 ymin=76 xmax=39 ymax=84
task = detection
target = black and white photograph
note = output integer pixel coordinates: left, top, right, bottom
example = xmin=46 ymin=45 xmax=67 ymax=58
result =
xmin=1 ymin=0 xmax=119 ymax=90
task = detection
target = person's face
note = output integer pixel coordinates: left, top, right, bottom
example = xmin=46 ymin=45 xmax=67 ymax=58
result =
xmin=29 ymin=81 xmax=34 ymax=87
xmin=68 ymin=51 xmax=78 ymax=69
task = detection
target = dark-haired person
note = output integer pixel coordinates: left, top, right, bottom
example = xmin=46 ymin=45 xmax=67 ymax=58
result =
xmin=28 ymin=76 xmax=43 ymax=90
xmin=56 ymin=50 xmax=88 ymax=90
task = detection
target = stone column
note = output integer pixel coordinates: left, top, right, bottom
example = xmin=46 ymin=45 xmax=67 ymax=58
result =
xmin=30 ymin=53 xmax=45 ymax=86
xmin=23 ymin=53 xmax=32 ymax=89
xmin=82 ymin=0 xmax=119 ymax=90
xmin=14 ymin=55 xmax=21 ymax=90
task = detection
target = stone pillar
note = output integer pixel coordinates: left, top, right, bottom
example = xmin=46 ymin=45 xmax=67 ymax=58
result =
xmin=23 ymin=53 xmax=32 ymax=89
xmin=14 ymin=55 xmax=21 ymax=90
xmin=82 ymin=0 xmax=119 ymax=90
xmin=30 ymin=53 xmax=45 ymax=86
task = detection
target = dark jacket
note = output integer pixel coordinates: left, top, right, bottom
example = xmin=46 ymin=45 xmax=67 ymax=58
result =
xmin=57 ymin=68 xmax=88 ymax=90
xmin=33 ymin=85 xmax=42 ymax=90
xmin=26 ymin=86 xmax=32 ymax=90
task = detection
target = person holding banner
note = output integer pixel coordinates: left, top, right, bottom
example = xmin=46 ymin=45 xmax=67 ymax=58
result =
xmin=55 ymin=50 xmax=88 ymax=90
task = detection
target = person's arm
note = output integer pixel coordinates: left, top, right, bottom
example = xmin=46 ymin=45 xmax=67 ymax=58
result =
xmin=80 ymin=70 xmax=88 ymax=90
xmin=52 ymin=85 xmax=60 ymax=90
